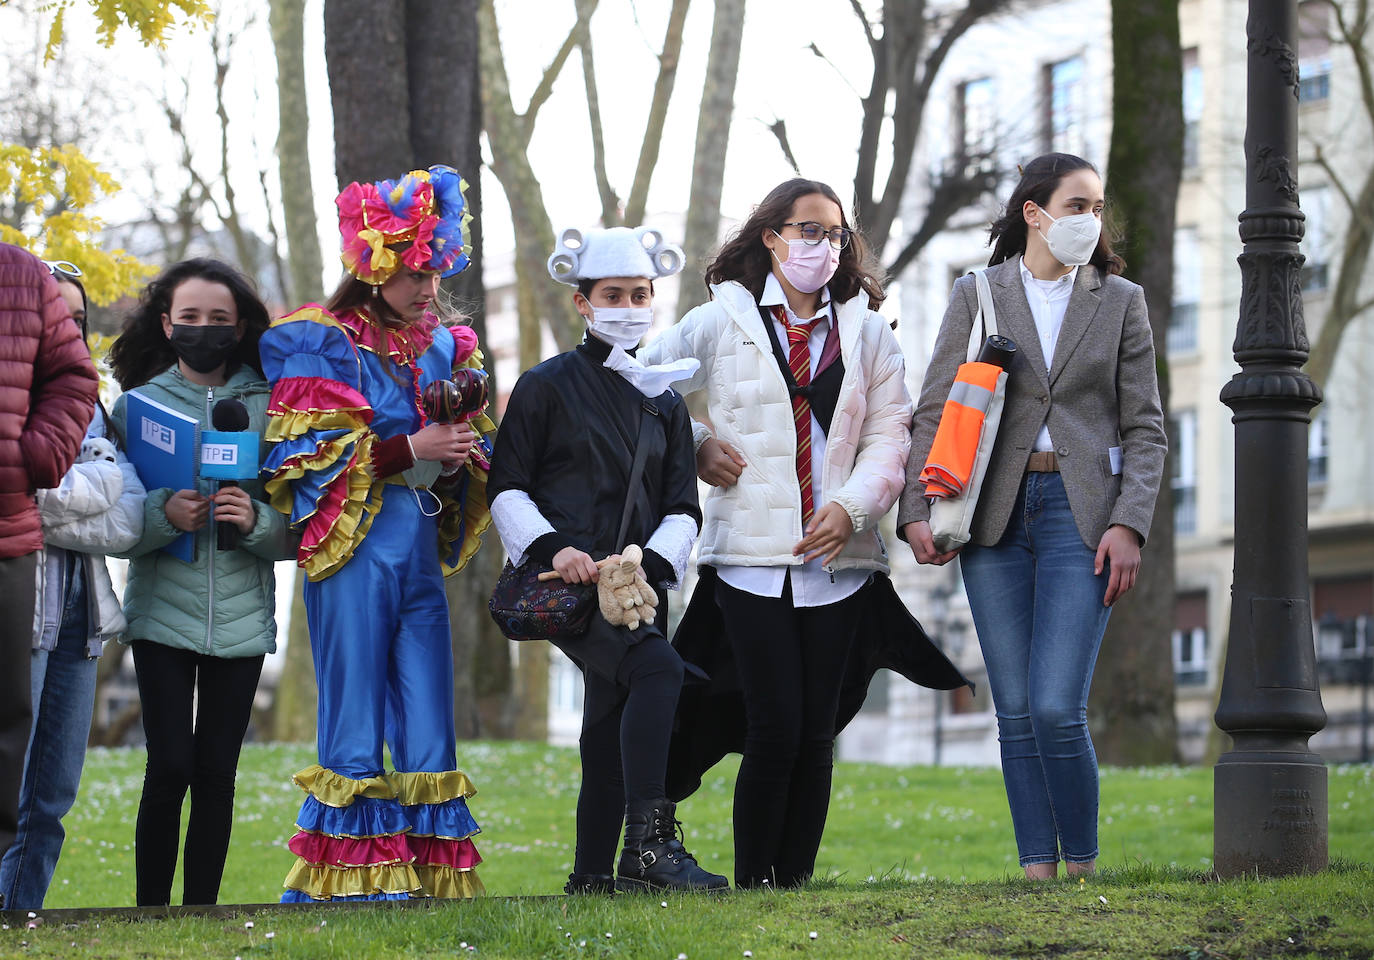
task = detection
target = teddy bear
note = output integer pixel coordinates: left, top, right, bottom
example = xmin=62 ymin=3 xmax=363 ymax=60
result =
xmin=78 ymin=436 xmax=117 ymax=464
xmin=595 ymin=544 xmax=658 ymax=631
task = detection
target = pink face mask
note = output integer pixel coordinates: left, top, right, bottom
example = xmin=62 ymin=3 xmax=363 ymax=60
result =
xmin=771 ymin=232 xmax=841 ymax=294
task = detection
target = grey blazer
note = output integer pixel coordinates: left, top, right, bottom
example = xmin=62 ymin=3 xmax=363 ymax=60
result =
xmin=897 ymin=258 xmax=1166 ymax=549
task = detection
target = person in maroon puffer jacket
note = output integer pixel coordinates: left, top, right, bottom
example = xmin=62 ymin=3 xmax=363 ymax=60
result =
xmin=0 ymin=242 xmax=98 ymax=885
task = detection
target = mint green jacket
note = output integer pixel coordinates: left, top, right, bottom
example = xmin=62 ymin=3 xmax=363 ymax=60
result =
xmin=112 ymin=365 xmax=293 ymax=658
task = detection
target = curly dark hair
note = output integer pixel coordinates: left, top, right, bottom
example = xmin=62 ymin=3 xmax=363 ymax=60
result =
xmin=109 ymin=258 xmax=269 ymax=391
xmin=703 ymin=178 xmax=886 ymax=308
xmin=986 ymin=152 xmax=1124 ymax=275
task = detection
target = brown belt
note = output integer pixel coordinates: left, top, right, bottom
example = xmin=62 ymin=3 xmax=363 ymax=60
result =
xmin=1026 ymin=451 xmax=1059 ymax=472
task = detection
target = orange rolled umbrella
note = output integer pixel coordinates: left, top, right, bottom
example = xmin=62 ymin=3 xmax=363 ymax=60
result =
xmin=919 ymin=360 xmax=1006 ymax=500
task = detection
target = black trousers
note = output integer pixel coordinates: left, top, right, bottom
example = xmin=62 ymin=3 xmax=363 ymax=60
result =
xmin=571 ymin=629 xmax=684 ymax=876
xmin=715 ymin=575 xmax=863 ymax=888
xmin=0 ymin=552 xmax=36 ymax=875
xmin=131 ymin=640 xmax=263 ymax=906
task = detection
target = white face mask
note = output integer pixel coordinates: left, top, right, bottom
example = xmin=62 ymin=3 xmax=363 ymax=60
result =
xmin=1036 ymin=207 xmax=1102 ymax=267
xmin=587 ymin=305 xmax=654 ymax=350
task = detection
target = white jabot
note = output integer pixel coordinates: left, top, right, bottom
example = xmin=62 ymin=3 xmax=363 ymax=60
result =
xmin=602 ymin=344 xmax=701 ymax=398
xmin=1018 ymin=257 xmax=1077 ymax=453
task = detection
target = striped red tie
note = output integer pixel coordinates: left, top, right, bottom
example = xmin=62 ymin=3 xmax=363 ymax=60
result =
xmin=772 ymin=304 xmax=815 ymax=526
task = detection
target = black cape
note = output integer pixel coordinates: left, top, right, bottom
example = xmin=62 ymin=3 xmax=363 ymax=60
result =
xmin=665 ymin=566 xmax=973 ymax=802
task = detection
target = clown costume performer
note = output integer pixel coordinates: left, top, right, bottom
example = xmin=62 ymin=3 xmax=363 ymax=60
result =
xmin=261 ymin=166 xmax=496 ymax=901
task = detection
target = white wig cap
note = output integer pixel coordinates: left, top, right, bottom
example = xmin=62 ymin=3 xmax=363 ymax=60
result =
xmin=548 ymin=225 xmax=685 ymax=287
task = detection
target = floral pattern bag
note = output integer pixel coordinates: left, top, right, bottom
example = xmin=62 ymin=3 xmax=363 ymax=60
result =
xmin=487 ymin=401 xmax=656 ymax=641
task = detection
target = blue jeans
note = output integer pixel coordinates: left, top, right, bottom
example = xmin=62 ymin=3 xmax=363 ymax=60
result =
xmin=0 ymin=558 xmax=98 ymax=909
xmin=960 ymin=472 xmax=1112 ymax=866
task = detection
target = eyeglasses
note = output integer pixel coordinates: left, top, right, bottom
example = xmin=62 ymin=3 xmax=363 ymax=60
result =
xmin=779 ymin=221 xmax=852 ymax=249
xmin=42 ymin=260 xmax=83 ymax=280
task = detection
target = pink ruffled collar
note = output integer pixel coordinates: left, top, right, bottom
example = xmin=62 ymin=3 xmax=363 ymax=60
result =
xmin=339 ymin=307 xmax=439 ymax=365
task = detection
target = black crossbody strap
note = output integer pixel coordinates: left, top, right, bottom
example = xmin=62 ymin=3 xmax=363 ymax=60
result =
xmin=615 ymin=399 xmax=659 ymax=551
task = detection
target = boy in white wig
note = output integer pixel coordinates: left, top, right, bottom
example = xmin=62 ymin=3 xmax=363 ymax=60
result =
xmin=488 ymin=226 xmax=727 ymax=893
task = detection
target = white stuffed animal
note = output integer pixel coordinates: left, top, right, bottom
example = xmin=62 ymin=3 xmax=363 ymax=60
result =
xmin=78 ymin=436 xmax=118 ymax=464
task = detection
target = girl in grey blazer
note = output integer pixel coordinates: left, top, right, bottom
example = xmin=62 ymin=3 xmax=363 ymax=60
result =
xmin=897 ymin=153 xmax=1166 ymax=879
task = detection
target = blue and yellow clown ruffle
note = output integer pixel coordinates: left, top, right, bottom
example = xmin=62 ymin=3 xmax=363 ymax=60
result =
xmin=282 ymin=764 xmax=483 ymax=902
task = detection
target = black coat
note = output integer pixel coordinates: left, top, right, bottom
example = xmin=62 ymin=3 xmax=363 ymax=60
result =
xmin=665 ymin=567 xmax=973 ymax=802
xmin=488 ymin=336 xmax=701 ymax=680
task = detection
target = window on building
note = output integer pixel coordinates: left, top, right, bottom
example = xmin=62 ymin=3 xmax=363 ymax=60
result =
xmin=1043 ymin=56 xmax=1086 ymax=155
xmin=1182 ymin=48 xmax=1203 ymax=170
xmin=1172 ymin=591 xmax=1210 ymax=687
xmin=1308 ymin=406 xmax=1329 ymax=486
xmin=1300 ymin=185 xmax=1330 ymax=293
xmin=1170 ymin=228 xmax=1201 ymax=353
xmin=1168 ymin=410 xmax=1198 ymax=535
xmin=1298 ymin=0 xmax=1332 ymax=103
xmin=954 ymin=77 xmax=996 ymax=173
xmin=1313 ymin=576 xmax=1373 ymax=683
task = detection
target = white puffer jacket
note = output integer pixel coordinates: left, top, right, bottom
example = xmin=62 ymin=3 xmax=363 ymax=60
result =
xmin=641 ymin=280 xmax=912 ymax=571
xmin=31 ymin=416 xmax=145 ymax=656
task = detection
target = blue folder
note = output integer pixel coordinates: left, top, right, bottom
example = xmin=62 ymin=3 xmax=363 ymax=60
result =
xmin=124 ymin=391 xmax=198 ymax=563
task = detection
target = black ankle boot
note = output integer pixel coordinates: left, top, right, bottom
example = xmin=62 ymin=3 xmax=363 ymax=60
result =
xmin=564 ymin=872 xmax=614 ymax=895
xmin=615 ymin=798 xmax=729 ymax=893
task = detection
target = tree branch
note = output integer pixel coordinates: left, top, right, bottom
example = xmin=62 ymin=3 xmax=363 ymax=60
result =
xmin=623 ymin=0 xmax=690 ymax=226
xmin=520 ymin=0 xmax=600 ymax=148
xmin=884 ymin=158 xmax=1000 ymax=278
xmin=847 ymin=0 xmax=877 ymax=50
xmin=763 ymin=118 xmax=801 ymax=175
xmin=872 ymin=0 xmax=1010 ymax=254
xmin=575 ymin=0 xmax=619 ymax=225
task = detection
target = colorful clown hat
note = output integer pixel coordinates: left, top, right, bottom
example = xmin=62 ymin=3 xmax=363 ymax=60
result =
xmin=336 ymin=165 xmax=473 ymax=285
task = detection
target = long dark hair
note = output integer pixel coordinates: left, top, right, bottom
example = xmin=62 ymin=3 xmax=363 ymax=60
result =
xmin=704 ymin=178 xmax=886 ymax=308
xmin=987 ymin=153 xmax=1124 ymax=275
xmin=54 ymin=272 xmax=122 ymax=448
xmin=109 ymin=258 xmax=270 ymax=391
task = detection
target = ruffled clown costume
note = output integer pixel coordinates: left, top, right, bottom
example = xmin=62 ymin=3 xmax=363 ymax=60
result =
xmin=260 ymin=166 xmax=496 ymax=901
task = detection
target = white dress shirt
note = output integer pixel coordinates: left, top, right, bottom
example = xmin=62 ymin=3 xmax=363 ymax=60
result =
xmin=715 ymin=273 xmax=869 ymax=607
xmin=1018 ymin=256 xmax=1078 ymax=453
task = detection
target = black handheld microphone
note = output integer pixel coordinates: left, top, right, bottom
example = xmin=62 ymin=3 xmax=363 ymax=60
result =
xmin=211 ymin=398 xmax=251 ymax=551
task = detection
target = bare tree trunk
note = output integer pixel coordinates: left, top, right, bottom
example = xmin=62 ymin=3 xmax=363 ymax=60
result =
xmin=1088 ymin=0 xmax=1182 ymax=765
xmin=476 ymin=0 xmax=585 ymax=354
xmin=622 ymin=0 xmax=691 ymax=226
xmin=272 ymin=574 xmax=317 ymax=743
xmin=324 ymin=0 xmax=517 ymax=742
xmin=677 ymin=0 xmax=745 ymax=320
xmin=325 ymin=0 xmax=411 ymax=187
xmin=1305 ymin=0 xmax=1374 ymax=389
xmin=841 ymin=0 xmax=1008 ymax=265
xmin=270 ymin=0 xmax=324 ymax=305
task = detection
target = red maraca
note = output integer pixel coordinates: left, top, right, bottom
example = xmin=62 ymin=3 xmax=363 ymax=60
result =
xmin=423 ymin=369 xmax=489 ymax=424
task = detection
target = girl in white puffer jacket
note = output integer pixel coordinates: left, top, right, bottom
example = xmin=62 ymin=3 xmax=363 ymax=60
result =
xmin=0 ymin=265 xmax=145 ymax=910
xmin=640 ymin=178 xmax=912 ymax=890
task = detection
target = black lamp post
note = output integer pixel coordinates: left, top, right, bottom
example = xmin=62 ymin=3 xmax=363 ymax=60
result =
xmin=1214 ymin=0 xmax=1328 ymax=877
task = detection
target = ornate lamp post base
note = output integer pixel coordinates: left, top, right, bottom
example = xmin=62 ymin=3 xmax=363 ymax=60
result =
xmin=1214 ymin=753 xmax=1326 ymax=876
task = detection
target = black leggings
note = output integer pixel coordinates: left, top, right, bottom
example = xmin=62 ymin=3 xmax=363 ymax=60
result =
xmin=571 ymin=633 xmax=684 ymax=876
xmin=715 ymin=576 xmax=862 ymax=888
xmin=131 ymin=640 xmax=263 ymax=906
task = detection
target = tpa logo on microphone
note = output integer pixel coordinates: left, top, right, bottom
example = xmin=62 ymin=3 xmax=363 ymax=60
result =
xmin=199 ymin=430 xmax=262 ymax=481
xmin=201 ymin=442 xmax=239 ymax=466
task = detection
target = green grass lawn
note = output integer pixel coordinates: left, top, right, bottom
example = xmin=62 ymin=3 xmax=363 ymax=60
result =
xmin=6 ymin=743 xmax=1371 ymax=958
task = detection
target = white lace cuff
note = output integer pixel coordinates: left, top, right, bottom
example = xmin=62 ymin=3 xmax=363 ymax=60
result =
xmin=645 ymin=512 xmax=699 ymax=589
xmin=690 ymin=418 xmax=714 ymax=452
xmin=489 ymin=489 xmax=556 ymax=566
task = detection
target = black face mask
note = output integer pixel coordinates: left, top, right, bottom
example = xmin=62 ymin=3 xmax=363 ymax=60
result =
xmin=169 ymin=324 xmax=239 ymax=374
